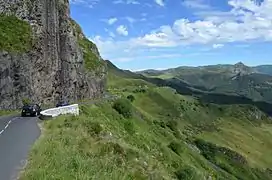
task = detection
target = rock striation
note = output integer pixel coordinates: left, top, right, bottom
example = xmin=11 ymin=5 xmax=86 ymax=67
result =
xmin=0 ymin=0 xmax=106 ymax=109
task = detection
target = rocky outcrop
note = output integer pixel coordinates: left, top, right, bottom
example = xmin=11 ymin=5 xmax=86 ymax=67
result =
xmin=0 ymin=0 xmax=106 ymax=109
xmin=232 ymin=62 xmax=254 ymax=75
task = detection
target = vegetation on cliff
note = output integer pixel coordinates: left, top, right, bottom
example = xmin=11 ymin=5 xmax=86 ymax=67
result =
xmin=0 ymin=14 xmax=32 ymax=53
xmin=70 ymin=19 xmax=105 ymax=73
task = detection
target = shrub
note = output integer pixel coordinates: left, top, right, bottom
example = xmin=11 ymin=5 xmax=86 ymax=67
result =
xmin=166 ymin=120 xmax=178 ymax=132
xmin=100 ymin=142 xmax=125 ymax=156
xmin=113 ymin=98 xmax=133 ymax=118
xmin=194 ymin=139 xmax=217 ymax=161
xmin=127 ymin=95 xmax=135 ymax=102
xmin=153 ymin=120 xmax=167 ymax=128
xmin=166 ymin=120 xmax=181 ymax=138
xmin=63 ymin=118 xmax=73 ymax=128
xmin=22 ymin=98 xmax=31 ymax=105
xmin=168 ymin=141 xmax=184 ymax=155
xmin=124 ymin=120 xmax=135 ymax=135
xmin=175 ymin=166 xmax=197 ymax=180
xmin=133 ymin=88 xmax=146 ymax=93
xmin=85 ymin=122 xmax=103 ymax=136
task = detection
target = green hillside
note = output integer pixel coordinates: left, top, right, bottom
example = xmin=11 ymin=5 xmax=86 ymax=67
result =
xmin=21 ymin=60 xmax=272 ymax=180
xmin=253 ymin=65 xmax=272 ymax=76
xmin=138 ymin=62 xmax=272 ymax=104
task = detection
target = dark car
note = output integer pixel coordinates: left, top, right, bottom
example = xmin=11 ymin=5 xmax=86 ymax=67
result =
xmin=21 ymin=104 xmax=42 ymax=117
xmin=56 ymin=101 xmax=69 ymax=108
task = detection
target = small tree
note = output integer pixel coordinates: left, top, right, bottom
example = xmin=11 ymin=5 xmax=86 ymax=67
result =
xmin=22 ymin=98 xmax=31 ymax=105
xmin=113 ymin=98 xmax=133 ymax=118
xmin=127 ymin=95 xmax=135 ymax=102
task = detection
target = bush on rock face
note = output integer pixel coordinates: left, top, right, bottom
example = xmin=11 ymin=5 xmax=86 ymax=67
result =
xmin=113 ymin=98 xmax=133 ymax=118
xmin=22 ymin=98 xmax=31 ymax=105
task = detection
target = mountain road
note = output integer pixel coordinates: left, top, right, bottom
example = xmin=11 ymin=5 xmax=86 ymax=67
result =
xmin=0 ymin=115 xmax=40 ymax=180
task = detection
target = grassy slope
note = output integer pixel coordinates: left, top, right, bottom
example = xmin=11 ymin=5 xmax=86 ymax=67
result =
xmin=22 ymin=103 xmax=217 ymax=180
xmin=253 ymin=65 xmax=272 ymax=76
xmin=21 ymin=61 xmax=272 ymax=180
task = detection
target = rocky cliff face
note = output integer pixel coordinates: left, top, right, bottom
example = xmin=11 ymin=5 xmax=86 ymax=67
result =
xmin=0 ymin=0 xmax=106 ymax=109
xmin=232 ymin=62 xmax=254 ymax=76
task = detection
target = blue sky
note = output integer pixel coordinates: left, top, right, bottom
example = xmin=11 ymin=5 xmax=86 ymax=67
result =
xmin=70 ymin=0 xmax=272 ymax=70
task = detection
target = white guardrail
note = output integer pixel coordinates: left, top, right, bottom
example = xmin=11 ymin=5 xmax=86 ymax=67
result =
xmin=40 ymin=104 xmax=79 ymax=119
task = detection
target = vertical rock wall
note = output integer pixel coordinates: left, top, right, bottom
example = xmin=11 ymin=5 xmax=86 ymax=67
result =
xmin=0 ymin=0 xmax=106 ymax=109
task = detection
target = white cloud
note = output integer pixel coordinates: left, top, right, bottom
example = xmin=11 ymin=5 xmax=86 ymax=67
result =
xmin=105 ymin=28 xmax=116 ymax=37
xmin=109 ymin=32 xmax=115 ymax=37
xmin=91 ymin=0 xmax=272 ymax=61
xmin=116 ymin=25 xmax=129 ymax=36
xmin=107 ymin=18 xmax=118 ymax=25
xmin=125 ymin=17 xmax=136 ymax=23
xmin=113 ymin=0 xmax=140 ymax=5
xmin=182 ymin=0 xmax=211 ymax=9
xmin=141 ymin=13 xmax=147 ymax=17
xmin=123 ymin=16 xmax=146 ymax=24
xmin=112 ymin=54 xmax=183 ymax=62
xmin=212 ymin=44 xmax=224 ymax=49
xmin=69 ymin=0 xmax=99 ymax=8
xmin=155 ymin=0 xmax=164 ymax=6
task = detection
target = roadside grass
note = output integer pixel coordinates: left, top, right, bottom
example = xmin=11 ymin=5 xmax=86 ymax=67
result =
xmin=0 ymin=110 xmax=19 ymax=116
xmin=20 ymin=101 xmax=216 ymax=180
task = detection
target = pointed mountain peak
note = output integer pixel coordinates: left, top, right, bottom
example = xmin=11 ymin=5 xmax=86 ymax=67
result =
xmin=233 ymin=62 xmax=253 ymax=75
xmin=234 ymin=61 xmax=246 ymax=67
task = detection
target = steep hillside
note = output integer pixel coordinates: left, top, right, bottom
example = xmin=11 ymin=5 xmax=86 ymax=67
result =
xmin=22 ymin=60 xmax=272 ymax=180
xmin=0 ymin=0 xmax=106 ymax=109
xmin=254 ymin=65 xmax=272 ymax=76
xmin=137 ymin=62 xmax=272 ymax=103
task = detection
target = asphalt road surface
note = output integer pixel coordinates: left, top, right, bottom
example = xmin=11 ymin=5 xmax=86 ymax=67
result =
xmin=0 ymin=115 xmax=40 ymax=180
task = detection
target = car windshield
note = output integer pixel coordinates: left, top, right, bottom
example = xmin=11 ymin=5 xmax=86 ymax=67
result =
xmin=23 ymin=104 xmax=34 ymax=108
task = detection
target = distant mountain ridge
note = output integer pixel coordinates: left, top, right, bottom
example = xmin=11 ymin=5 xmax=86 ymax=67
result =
xmin=106 ymin=60 xmax=272 ymax=116
xmin=254 ymin=65 xmax=272 ymax=76
xmin=137 ymin=62 xmax=272 ymax=76
xmin=136 ymin=62 xmax=272 ymax=104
